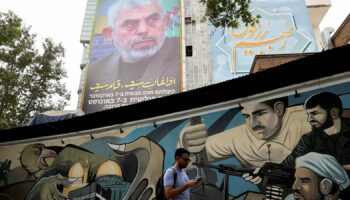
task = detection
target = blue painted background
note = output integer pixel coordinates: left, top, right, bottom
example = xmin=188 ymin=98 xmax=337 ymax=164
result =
xmin=211 ymin=0 xmax=318 ymax=83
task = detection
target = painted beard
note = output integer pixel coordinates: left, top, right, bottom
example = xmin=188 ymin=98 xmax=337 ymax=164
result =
xmin=311 ymin=111 xmax=334 ymax=131
xmin=115 ymin=35 xmax=165 ymax=63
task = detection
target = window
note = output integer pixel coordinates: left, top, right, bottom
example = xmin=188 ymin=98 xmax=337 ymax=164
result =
xmin=185 ymin=17 xmax=192 ymax=24
xmin=186 ymin=46 xmax=193 ymax=57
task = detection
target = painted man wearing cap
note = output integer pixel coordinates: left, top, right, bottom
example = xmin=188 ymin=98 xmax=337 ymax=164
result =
xmin=293 ymin=152 xmax=350 ymax=200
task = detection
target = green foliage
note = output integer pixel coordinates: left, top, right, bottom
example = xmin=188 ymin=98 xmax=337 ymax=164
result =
xmin=0 ymin=11 xmax=70 ymax=129
xmin=199 ymin=0 xmax=260 ymax=30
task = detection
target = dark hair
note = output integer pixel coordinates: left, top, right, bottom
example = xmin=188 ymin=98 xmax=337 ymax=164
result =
xmin=263 ymin=96 xmax=288 ymax=109
xmin=339 ymin=182 xmax=350 ymax=199
xmin=175 ymin=148 xmax=190 ymax=159
xmin=238 ymin=97 xmax=288 ymax=111
xmin=304 ymin=92 xmax=343 ymax=116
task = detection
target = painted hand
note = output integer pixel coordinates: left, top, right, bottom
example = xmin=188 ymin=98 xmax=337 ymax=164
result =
xmin=242 ymin=168 xmax=262 ymax=184
xmin=25 ymin=174 xmax=76 ymax=200
xmin=179 ymin=123 xmax=208 ymax=154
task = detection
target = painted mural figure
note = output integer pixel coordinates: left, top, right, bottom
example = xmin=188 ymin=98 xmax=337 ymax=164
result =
xmin=20 ymin=143 xmax=107 ymax=180
xmin=20 ymin=143 xmax=121 ymax=200
xmin=179 ymin=97 xmax=311 ymax=169
xmin=83 ymin=0 xmax=181 ymax=113
xmin=230 ymin=92 xmax=350 ymax=199
xmin=292 ymin=152 xmax=350 ymax=200
xmin=16 ymin=137 xmax=164 ymax=200
xmin=282 ymin=92 xmax=350 ymax=169
xmin=164 ymin=148 xmax=197 ymax=200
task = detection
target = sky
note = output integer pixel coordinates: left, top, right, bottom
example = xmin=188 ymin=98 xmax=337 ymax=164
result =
xmin=0 ymin=0 xmax=88 ymax=110
xmin=0 ymin=0 xmax=349 ymax=111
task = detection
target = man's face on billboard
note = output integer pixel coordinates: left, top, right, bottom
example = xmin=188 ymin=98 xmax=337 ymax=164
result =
xmin=305 ymin=105 xmax=333 ymax=131
xmin=112 ymin=2 xmax=169 ymax=63
xmin=293 ymin=167 xmax=322 ymax=200
xmin=241 ymin=101 xmax=282 ymax=140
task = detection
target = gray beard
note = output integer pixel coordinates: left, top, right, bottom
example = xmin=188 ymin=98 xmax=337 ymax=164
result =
xmin=116 ymin=36 xmax=165 ymax=63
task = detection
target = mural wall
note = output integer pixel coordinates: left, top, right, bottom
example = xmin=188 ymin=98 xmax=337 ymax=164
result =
xmin=82 ymin=0 xmax=182 ymax=114
xmin=211 ymin=0 xmax=318 ymax=83
xmin=1 ymin=79 xmax=350 ymax=199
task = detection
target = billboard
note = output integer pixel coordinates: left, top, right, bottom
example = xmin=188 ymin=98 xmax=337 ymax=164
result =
xmin=2 ymin=79 xmax=350 ymax=199
xmin=82 ymin=0 xmax=181 ymax=114
xmin=211 ymin=0 xmax=318 ymax=83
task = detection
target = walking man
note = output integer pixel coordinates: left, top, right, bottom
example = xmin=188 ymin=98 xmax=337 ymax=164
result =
xmin=164 ymin=148 xmax=197 ymax=200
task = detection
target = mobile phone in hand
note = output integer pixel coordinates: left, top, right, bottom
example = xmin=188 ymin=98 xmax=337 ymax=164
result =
xmin=195 ymin=177 xmax=204 ymax=184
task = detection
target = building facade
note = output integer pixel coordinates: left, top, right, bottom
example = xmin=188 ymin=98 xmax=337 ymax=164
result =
xmin=77 ymin=0 xmax=330 ymax=112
